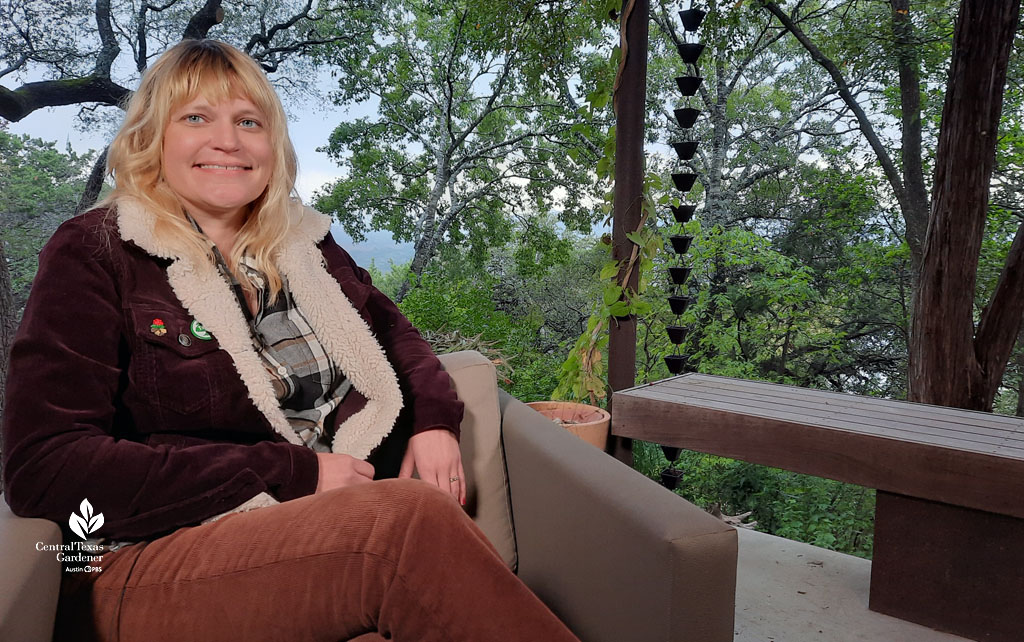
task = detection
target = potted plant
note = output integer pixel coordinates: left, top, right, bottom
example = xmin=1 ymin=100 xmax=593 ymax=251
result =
xmin=525 ymin=400 xmax=611 ymax=450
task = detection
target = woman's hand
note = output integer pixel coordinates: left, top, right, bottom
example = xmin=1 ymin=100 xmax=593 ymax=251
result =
xmin=399 ymin=428 xmax=466 ymax=506
xmin=315 ymin=453 xmax=375 ymax=493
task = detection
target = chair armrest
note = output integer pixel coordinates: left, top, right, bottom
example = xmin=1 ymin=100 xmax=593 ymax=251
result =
xmin=0 ymin=496 xmax=62 ymax=642
xmin=499 ymin=392 xmax=737 ymax=642
xmin=437 ymin=351 xmax=516 ymax=569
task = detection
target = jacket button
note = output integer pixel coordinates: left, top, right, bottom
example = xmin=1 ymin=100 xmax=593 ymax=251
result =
xmin=178 ymin=333 xmax=192 ymax=347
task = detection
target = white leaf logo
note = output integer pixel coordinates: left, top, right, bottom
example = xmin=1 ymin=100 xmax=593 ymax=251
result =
xmin=69 ymin=498 xmax=104 ymax=539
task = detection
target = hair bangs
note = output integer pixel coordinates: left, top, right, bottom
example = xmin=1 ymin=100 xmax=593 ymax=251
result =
xmin=169 ymin=45 xmax=256 ymax=116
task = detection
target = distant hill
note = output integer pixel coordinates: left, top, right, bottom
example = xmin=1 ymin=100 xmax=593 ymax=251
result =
xmin=330 ymin=224 xmax=414 ymax=271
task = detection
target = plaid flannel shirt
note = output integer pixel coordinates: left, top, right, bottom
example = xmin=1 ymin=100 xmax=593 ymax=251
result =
xmin=237 ymin=257 xmax=352 ymax=452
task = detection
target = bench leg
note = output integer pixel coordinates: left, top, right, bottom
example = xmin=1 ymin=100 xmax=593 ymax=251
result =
xmin=869 ymin=491 xmax=1024 ymax=641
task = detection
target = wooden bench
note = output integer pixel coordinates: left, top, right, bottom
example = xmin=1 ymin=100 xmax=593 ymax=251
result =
xmin=612 ymin=373 xmax=1024 ymax=642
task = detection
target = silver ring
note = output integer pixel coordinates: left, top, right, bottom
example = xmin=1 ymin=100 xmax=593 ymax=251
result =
xmin=449 ymin=476 xmax=460 ymax=483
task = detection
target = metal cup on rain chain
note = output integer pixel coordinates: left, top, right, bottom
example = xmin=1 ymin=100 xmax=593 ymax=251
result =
xmin=669 ymin=235 xmax=694 ymax=254
xmin=677 ymin=43 xmax=705 ymax=64
xmin=675 ymin=76 xmax=703 ymax=96
xmin=678 ymin=8 xmax=707 ymax=31
xmin=668 ymin=295 xmax=692 ymax=315
xmin=671 ymin=205 xmax=696 ymax=224
xmin=672 ymin=141 xmax=698 ymax=161
xmin=669 ymin=266 xmax=692 ymax=285
xmin=664 ymin=354 xmax=688 ymax=374
xmin=672 ymin=173 xmax=697 ymax=193
xmin=660 ymin=467 xmax=685 ymax=489
xmin=674 ymin=107 xmax=699 ymax=129
xmin=661 ymin=445 xmax=683 ymax=462
xmin=667 ymin=325 xmax=689 ymax=345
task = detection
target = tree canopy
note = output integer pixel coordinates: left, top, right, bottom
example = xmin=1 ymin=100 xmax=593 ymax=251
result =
xmin=314 ymin=0 xmax=611 ymax=299
xmin=0 ymin=0 xmax=371 ymax=123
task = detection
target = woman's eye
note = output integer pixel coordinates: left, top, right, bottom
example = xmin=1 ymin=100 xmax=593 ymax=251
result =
xmin=184 ymin=114 xmax=204 ymax=124
xmin=239 ymin=119 xmax=260 ymax=129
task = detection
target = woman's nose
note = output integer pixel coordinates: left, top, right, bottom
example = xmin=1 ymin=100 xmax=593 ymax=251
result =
xmin=210 ymin=121 xmax=241 ymax=151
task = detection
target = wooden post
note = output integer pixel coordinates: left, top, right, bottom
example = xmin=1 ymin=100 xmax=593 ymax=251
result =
xmin=607 ymin=0 xmax=649 ymax=465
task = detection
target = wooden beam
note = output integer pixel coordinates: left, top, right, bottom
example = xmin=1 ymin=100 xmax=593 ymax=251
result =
xmin=607 ymin=0 xmax=649 ymax=465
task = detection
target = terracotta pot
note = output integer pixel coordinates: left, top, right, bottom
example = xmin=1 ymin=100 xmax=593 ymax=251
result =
xmin=526 ymin=401 xmax=610 ymax=450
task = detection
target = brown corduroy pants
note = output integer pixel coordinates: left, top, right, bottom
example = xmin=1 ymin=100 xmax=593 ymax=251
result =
xmin=54 ymin=479 xmax=579 ymax=642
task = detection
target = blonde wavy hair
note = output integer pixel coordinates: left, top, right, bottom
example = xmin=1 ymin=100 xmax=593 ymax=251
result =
xmin=102 ymin=38 xmax=298 ymax=299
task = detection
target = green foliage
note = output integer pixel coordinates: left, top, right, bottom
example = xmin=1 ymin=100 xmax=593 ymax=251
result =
xmin=553 ymin=190 xmax=661 ymax=404
xmin=633 ymin=441 xmax=875 ymax=558
xmin=394 ymin=226 xmax=601 ymax=402
xmin=366 ymin=259 xmax=412 ymax=301
xmin=314 ymin=0 xmax=611 ymax=291
xmin=0 ymin=131 xmax=92 ymax=313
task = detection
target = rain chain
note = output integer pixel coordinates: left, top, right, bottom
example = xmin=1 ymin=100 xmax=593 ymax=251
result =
xmin=661 ymin=3 xmax=706 ymax=491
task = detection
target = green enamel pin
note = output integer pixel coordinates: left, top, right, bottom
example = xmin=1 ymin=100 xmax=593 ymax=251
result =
xmin=190 ymin=320 xmax=212 ymax=341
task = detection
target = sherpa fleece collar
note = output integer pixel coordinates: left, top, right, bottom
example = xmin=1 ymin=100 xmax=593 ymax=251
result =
xmin=116 ymin=197 xmax=403 ymax=459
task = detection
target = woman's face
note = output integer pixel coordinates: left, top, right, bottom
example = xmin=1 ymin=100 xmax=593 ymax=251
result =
xmin=162 ymin=95 xmax=273 ymax=225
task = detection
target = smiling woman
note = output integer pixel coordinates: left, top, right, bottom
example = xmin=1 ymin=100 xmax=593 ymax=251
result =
xmin=1 ymin=39 xmax=579 ymax=642
xmin=161 ymin=96 xmax=274 ymax=254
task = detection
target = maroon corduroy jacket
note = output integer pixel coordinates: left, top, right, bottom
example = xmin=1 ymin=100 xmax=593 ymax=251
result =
xmin=2 ymin=204 xmax=463 ymax=540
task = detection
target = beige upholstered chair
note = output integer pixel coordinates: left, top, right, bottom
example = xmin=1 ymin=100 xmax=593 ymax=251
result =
xmin=0 ymin=351 xmax=737 ymax=642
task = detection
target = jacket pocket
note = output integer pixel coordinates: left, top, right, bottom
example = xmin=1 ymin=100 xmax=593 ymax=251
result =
xmin=128 ymin=304 xmax=223 ymax=418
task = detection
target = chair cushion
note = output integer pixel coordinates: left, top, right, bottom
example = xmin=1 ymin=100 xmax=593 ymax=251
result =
xmin=438 ymin=351 xmax=516 ymax=570
xmin=0 ymin=496 xmax=62 ymax=642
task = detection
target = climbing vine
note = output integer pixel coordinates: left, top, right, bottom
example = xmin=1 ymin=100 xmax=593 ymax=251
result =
xmin=555 ymin=0 xmax=665 ymax=404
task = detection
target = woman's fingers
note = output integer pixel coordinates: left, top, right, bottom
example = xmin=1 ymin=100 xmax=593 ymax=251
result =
xmin=454 ymin=460 xmax=467 ymax=506
xmin=315 ymin=453 xmax=375 ymax=493
xmin=404 ymin=428 xmax=466 ymax=505
xmin=398 ymin=446 xmax=415 ymax=479
xmin=353 ymin=458 xmax=376 ymax=480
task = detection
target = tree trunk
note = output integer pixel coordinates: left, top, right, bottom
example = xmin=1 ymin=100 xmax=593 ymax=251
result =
xmin=396 ymin=228 xmax=441 ymax=303
xmin=890 ymin=0 xmax=930 ymax=279
xmin=75 ymin=146 xmax=109 ymax=216
xmin=0 ymin=239 xmax=16 ymax=491
xmin=908 ymin=0 xmax=1022 ymax=410
xmin=763 ymin=2 xmax=930 ymax=275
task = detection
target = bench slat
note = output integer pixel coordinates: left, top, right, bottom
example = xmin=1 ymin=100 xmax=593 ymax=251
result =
xmin=612 ymin=374 xmax=1024 ymax=519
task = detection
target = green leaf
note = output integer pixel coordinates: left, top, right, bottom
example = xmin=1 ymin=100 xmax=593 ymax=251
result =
xmin=609 ymin=301 xmax=630 ymax=317
xmin=600 ymin=262 xmax=620 ymax=280
xmin=632 ymin=300 xmax=652 ymax=316
xmin=603 ymin=285 xmax=622 ymax=306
